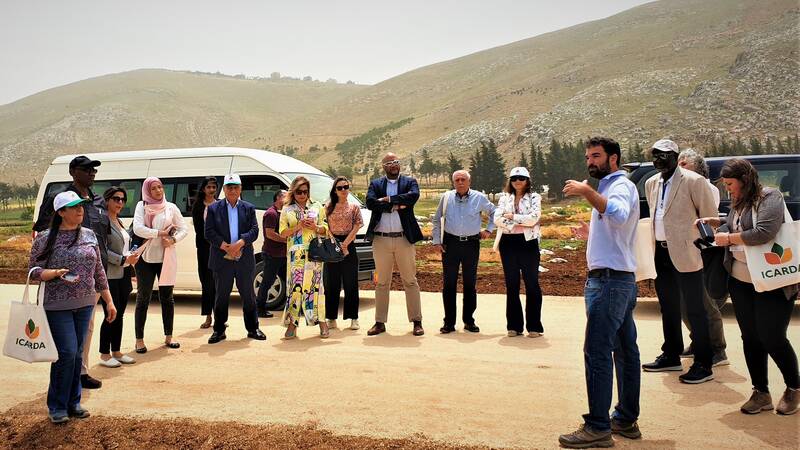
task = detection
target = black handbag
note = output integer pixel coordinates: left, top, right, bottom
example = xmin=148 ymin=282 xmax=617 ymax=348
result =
xmin=308 ymin=235 xmax=345 ymax=263
xmin=701 ymin=246 xmax=729 ymax=301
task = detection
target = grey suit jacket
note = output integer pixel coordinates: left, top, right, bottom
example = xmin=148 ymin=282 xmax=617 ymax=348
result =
xmin=721 ymin=188 xmax=799 ymax=301
xmin=645 ymin=167 xmax=718 ymax=272
xmin=106 ymin=222 xmax=131 ymax=280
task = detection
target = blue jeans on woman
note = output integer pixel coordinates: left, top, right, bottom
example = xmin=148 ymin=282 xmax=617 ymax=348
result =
xmin=583 ymin=271 xmax=640 ymax=431
xmin=46 ymin=305 xmax=94 ymax=416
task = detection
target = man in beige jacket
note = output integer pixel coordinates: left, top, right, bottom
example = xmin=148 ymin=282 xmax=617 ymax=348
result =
xmin=641 ymin=139 xmax=718 ymax=384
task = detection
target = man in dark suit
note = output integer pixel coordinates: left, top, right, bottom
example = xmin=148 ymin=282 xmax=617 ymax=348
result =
xmin=204 ymin=174 xmax=266 ymax=343
xmin=365 ymin=152 xmax=424 ymax=336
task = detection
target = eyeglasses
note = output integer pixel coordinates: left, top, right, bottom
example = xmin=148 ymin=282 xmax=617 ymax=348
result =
xmin=295 ymin=189 xmax=309 ymax=195
xmin=109 ymin=196 xmax=126 ymax=203
xmin=76 ymin=167 xmax=98 ymax=174
xmin=382 ymin=160 xmax=401 ymax=167
xmin=651 ymin=151 xmax=672 ymax=160
xmin=336 ymin=185 xmax=350 ymax=191
xmin=510 ymin=176 xmax=528 ymax=182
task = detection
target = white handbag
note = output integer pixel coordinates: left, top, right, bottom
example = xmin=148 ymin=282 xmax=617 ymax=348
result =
xmin=2 ymin=268 xmax=59 ymax=363
xmin=744 ymin=205 xmax=800 ymax=293
xmin=634 ymin=218 xmax=657 ymax=282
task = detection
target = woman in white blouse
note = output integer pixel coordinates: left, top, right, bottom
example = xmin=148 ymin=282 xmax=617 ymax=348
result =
xmin=132 ymin=177 xmax=188 ymax=353
xmin=493 ymin=167 xmax=544 ymax=338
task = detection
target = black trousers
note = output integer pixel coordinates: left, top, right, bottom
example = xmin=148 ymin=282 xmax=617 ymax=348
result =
xmin=197 ymin=242 xmax=215 ymax=316
xmin=100 ymin=270 xmax=132 ymax=353
xmin=134 ymin=260 xmax=175 ymax=340
xmin=324 ymin=238 xmax=360 ymax=320
xmin=441 ymin=234 xmax=480 ymax=327
xmin=729 ymin=277 xmax=799 ymax=392
xmin=213 ymin=261 xmax=259 ymax=334
xmin=498 ymin=234 xmax=543 ymax=333
xmin=256 ymin=252 xmax=287 ymax=312
xmin=653 ymin=245 xmax=712 ymax=367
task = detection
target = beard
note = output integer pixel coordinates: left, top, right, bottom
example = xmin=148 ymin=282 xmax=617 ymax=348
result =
xmin=588 ymin=161 xmax=611 ymax=180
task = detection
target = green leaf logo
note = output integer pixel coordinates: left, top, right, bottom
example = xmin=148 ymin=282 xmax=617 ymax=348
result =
xmin=771 ymin=243 xmax=784 ymax=258
xmin=27 ymin=319 xmax=35 ymax=334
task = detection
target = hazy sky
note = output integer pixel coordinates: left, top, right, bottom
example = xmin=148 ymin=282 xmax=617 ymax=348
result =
xmin=0 ymin=0 xmax=651 ymax=105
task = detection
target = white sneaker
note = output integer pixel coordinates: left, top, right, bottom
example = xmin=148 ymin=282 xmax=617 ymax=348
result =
xmin=327 ymin=319 xmax=338 ymax=329
xmin=349 ymin=319 xmax=360 ymax=330
xmin=116 ymin=355 xmax=136 ymax=364
xmin=527 ymin=331 xmax=543 ymax=338
xmin=99 ymin=357 xmax=121 ymax=368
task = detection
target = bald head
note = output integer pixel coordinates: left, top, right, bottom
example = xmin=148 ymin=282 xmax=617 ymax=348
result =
xmin=381 ymin=152 xmax=401 ymax=179
xmin=382 ymin=152 xmax=398 ymax=164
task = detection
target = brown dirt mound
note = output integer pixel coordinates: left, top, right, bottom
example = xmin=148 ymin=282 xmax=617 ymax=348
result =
xmin=0 ymin=414 xmax=491 ymax=450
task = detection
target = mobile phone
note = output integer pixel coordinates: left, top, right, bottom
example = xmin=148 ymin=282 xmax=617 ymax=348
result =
xmin=61 ymin=272 xmax=79 ymax=283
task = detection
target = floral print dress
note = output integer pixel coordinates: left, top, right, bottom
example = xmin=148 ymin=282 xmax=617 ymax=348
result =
xmin=279 ymin=202 xmax=328 ymax=326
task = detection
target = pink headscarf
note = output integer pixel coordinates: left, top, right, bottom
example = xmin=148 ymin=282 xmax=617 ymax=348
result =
xmin=142 ymin=177 xmax=168 ymax=228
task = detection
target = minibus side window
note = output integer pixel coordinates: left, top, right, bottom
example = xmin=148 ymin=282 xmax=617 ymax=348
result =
xmin=158 ymin=177 xmax=220 ymax=216
xmin=240 ymin=175 xmax=285 ymax=210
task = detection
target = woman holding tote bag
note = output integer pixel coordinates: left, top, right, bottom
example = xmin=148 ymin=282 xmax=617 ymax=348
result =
xmin=699 ymin=158 xmax=799 ymax=416
xmin=27 ymin=191 xmax=116 ymax=423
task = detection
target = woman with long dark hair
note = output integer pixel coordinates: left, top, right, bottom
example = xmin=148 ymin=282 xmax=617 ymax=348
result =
xmin=323 ymin=176 xmax=363 ymax=330
xmin=700 ymin=158 xmax=799 ymax=415
xmin=493 ymin=167 xmax=543 ymax=337
xmin=191 ymin=176 xmax=218 ymax=328
xmin=28 ymin=191 xmax=116 ymax=423
xmin=98 ymin=187 xmax=138 ymax=368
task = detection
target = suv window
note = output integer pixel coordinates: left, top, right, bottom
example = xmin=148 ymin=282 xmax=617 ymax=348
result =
xmin=716 ymin=163 xmax=799 ymax=202
xmin=240 ymin=175 xmax=286 ymax=210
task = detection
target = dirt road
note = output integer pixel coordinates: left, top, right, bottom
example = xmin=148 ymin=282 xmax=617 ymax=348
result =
xmin=1 ymin=285 xmax=798 ymax=449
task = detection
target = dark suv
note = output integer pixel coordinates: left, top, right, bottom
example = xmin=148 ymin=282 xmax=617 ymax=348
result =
xmin=624 ymin=154 xmax=800 ymax=220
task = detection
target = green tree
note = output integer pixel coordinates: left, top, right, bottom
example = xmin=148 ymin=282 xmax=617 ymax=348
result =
xmin=474 ymin=138 xmax=506 ymax=194
xmin=749 ymin=137 xmax=763 ymax=155
xmin=518 ymin=151 xmax=528 ymax=169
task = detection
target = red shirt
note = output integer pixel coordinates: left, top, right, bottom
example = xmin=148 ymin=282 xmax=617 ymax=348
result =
xmin=261 ymin=205 xmax=287 ymax=257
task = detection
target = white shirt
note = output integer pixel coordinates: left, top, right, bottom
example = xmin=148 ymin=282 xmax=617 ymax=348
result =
xmin=653 ymin=171 xmax=676 ymax=241
xmin=375 ymin=178 xmax=403 ymax=233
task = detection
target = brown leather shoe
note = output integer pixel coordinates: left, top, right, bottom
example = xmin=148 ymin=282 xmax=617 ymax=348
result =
xmin=777 ymin=387 xmax=799 ymax=415
xmin=367 ymin=322 xmax=386 ymax=336
xmin=412 ymin=320 xmax=424 ymax=336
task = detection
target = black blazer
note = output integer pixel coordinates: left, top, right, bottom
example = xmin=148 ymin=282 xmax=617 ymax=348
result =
xmin=204 ymin=198 xmax=259 ymax=271
xmin=365 ymin=175 xmax=423 ymax=244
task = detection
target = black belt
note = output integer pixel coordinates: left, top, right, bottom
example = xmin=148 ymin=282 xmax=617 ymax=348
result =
xmin=588 ymin=268 xmax=634 ymax=278
xmin=375 ymin=231 xmax=404 ymax=238
xmin=444 ymin=232 xmax=480 ymax=242
xmin=656 ymin=240 xmax=668 ymax=248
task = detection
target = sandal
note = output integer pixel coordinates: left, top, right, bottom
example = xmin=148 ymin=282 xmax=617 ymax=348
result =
xmin=165 ymin=342 xmax=181 ymax=349
xmin=135 ymin=346 xmax=147 ymax=354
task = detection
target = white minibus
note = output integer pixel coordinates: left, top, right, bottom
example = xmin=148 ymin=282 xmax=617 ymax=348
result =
xmin=34 ymin=147 xmax=375 ymax=310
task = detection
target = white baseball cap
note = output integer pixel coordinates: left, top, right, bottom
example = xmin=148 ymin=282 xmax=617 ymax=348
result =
xmin=223 ymin=173 xmax=242 ymax=185
xmin=652 ymin=139 xmax=679 ymax=153
xmin=509 ymin=167 xmax=530 ymax=178
xmin=53 ymin=191 xmax=88 ymax=211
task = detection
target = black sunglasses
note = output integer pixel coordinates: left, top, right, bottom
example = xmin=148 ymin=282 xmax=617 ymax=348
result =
xmin=295 ymin=189 xmax=309 ymax=195
xmin=109 ymin=196 xmax=126 ymax=203
xmin=510 ymin=176 xmax=528 ymax=182
xmin=76 ymin=167 xmax=98 ymax=174
xmin=336 ymin=185 xmax=350 ymax=191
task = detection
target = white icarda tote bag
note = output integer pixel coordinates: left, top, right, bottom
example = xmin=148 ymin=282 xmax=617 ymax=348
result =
xmin=3 ymin=268 xmax=58 ymax=363
xmin=744 ymin=206 xmax=800 ymax=293
xmin=634 ymin=218 xmax=657 ymax=282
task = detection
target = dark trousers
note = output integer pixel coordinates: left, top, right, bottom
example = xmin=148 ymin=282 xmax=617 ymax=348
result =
xmin=498 ymin=234 xmax=543 ymax=333
xmin=441 ymin=234 xmax=480 ymax=327
xmin=46 ymin=305 xmax=93 ymax=416
xmin=583 ymin=271 xmax=640 ymax=432
xmin=197 ymin=243 xmax=216 ymax=316
xmin=213 ymin=261 xmax=259 ymax=333
xmin=134 ymin=260 xmax=175 ymax=340
xmin=256 ymin=252 xmax=287 ymax=312
xmin=324 ymin=238 xmax=360 ymax=320
xmin=729 ymin=277 xmax=799 ymax=392
xmin=653 ymin=245 xmax=712 ymax=367
xmin=100 ymin=272 xmax=132 ymax=354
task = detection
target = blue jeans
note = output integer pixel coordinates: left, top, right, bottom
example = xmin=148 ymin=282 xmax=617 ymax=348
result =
xmin=46 ymin=305 xmax=94 ymax=416
xmin=583 ymin=271 xmax=640 ymax=431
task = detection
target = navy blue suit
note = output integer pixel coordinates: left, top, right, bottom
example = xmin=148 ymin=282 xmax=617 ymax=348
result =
xmin=365 ymin=175 xmax=423 ymax=244
xmin=204 ymin=198 xmax=260 ymax=333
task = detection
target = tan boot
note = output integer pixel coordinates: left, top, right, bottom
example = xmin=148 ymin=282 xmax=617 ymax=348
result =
xmin=740 ymin=389 xmax=773 ymax=414
xmin=776 ymin=388 xmax=799 ymax=415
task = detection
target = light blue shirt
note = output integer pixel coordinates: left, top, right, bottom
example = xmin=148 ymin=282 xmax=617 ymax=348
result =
xmin=586 ymin=170 xmax=639 ymax=272
xmin=226 ymin=199 xmax=239 ymax=243
xmin=432 ymin=189 xmax=496 ymax=244
xmin=375 ymin=178 xmax=403 ymax=233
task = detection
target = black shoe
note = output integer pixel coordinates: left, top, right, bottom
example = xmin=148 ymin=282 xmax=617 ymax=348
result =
xmin=208 ymin=331 xmax=227 ymax=344
xmin=80 ymin=374 xmax=102 ymax=389
xmin=642 ymin=354 xmax=682 ymax=372
xmin=463 ymin=323 xmax=480 ymax=333
xmin=412 ymin=320 xmax=424 ymax=336
xmin=679 ymin=364 xmax=714 ymax=384
xmin=611 ymin=418 xmax=641 ymax=439
xmin=680 ymin=346 xmax=693 ymax=358
xmin=257 ymin=309 xmax=274 ymax=318
xmin=248 ymin=329 xmax=267 ymax=340
xmin=439 ymin=325 xmax=456 ymax=334
xmin=367 ymin=322 xmax=386 ymax=336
